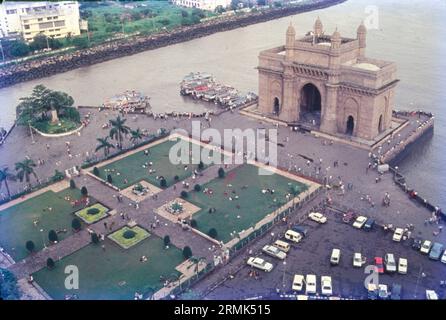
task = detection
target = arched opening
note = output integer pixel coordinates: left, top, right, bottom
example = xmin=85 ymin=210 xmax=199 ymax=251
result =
xmin=273 ymin=97 xmax=280 ymax=115
xmin=378 ymin=115 xmax=383 ymax=133
xmin=300 ymin=83 xmax=321 ymax=126
xmin=346 ymin=116 xmax=354 ymax=135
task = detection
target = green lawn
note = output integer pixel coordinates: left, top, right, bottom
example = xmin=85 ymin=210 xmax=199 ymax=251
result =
xmin=32 ymin=236 xmax=184 ymax=300
xmin=0 ymin=189 xmax=95 ymax=261
xmin=188 ymin=164 xmax=309 ymax=243
xmin=108 ymin=226 xmax=150 ymax=249
xmin=75 ymin=203 xmax=109 ymax=224
xmin=96 ymin=138 xmax=222 ymax=189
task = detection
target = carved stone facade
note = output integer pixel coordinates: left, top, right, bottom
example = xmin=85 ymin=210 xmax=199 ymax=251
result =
xmin=258 ymin=18 xmax=399 ymax=140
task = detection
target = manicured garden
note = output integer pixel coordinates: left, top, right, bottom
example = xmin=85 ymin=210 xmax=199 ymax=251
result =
xmin=32 ymin=235 xmax=184 ymax=300
xmin=0 ymin=188 xmax=95 ymax=261
xmin=33 ymin=118 xmax=81 ymax=135
xmin=108 ymin=226 xmax=150 ymax=249
xmin=95 ymin=138 xmax=221 ymax=189
xmin=75 ymin=203 xmax=109 ymax=224
xmin=188 ymin=164 xmax=309 ymax=243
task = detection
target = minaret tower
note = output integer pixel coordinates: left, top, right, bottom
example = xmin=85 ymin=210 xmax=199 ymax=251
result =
xmin=314 ymin=16 xmax=323 ymax=37
xmin=285 ymin=22 xmax=295 ymax=61
xmin=357 ymin=21 xmax=367 ymax=57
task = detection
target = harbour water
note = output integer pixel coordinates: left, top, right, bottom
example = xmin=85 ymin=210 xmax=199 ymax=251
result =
xmin=0 ymin=0 xmax=444 ymax=207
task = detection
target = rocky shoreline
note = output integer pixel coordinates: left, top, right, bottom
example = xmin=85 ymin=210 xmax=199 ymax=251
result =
xmin=0 ymin=0 xmax=346 ymax=89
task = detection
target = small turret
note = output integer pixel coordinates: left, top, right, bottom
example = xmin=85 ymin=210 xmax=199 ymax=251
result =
xmin=357 ymin=21 xmax=367 ymax=49
xmin=331 ymin=28 xmax=341 ymax=50
xmin=314 ymin=16 xmax=323 ymax=37
xmin=285 ymin=22 xmax=295 ymax=61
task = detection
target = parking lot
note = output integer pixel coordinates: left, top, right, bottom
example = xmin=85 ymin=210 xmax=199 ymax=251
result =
xmin=204 ymin=211 xmax=446 ymax=300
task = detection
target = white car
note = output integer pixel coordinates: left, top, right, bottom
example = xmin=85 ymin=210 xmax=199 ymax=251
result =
xmin=378 ymin=284 xmax=389 ymax=299
xmin=398 ymin=258 xmax=408 ymax=274
xmin=292 ymin=274 xmax=304 ymax=292
xmin=305 ymin=274 xmax=317 ymax=294
xmin=308 ymin=212 xmax=327 ymax=224
xmin=392 ymin=228 xmax=404 ymax=242
xmin=247 ymin=257 xmax=273 ymax=272
xmin=353 ymin=252 xmax=365 ymax=267
xmin=441 ymin=250 xmax=446 ymax=264
xmin=426 ymin=290 xmax=439 ymax=300
xmin=262 ymin=245 xmax=287 ymax=260
xmin=420 ymin=240 xmax=432 ymax=254
xmin=321 ymin=276 xmax=333 ymax=296
xmin=352 ymin=216 xmax=367 ymax=229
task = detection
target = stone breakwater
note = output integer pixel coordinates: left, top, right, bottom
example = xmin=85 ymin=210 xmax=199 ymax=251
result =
xmin=0 ymin=0 xmax=346 ymax=89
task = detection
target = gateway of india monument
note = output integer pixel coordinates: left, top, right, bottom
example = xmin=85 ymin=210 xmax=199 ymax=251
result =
xmin=257 ymin=18 xmax=399 ymax=141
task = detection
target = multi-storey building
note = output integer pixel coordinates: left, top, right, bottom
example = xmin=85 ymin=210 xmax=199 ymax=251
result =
xmin=172 ymin=0 xmax=231 ymax=11
xmin=0 ymin=1 xmax=83 ymax=42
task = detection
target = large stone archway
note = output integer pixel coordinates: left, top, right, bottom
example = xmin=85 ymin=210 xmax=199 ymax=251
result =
xmin=299 ymin=83 xmax=322 ymax=126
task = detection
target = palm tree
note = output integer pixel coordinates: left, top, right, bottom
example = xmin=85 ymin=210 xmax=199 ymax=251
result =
xmin=190 ymin=256 xmax=207 ymax=275
xmin=95 ymin=136 xmax=115 ymax=157
xmin=130 ymin=128 xmax=143 ymax=145
xmin=109 ymin=116 xmax=130 ymax=149
xmin=15 ymin=158 xmax=39 ymax=187
xmin=0 ymin=167 xmax=16 ymax=199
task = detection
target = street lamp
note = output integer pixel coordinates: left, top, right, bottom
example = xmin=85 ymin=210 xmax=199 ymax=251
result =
xmin=40 ymin=228 xmax=47 ymax=250
xmin=282 ymin=260 xmax=287 ymax=290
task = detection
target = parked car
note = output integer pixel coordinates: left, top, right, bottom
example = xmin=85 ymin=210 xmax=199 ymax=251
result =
xmin=291 ymin=225 xmax=308 ymax=237
xmin=411 ymin=237 xmax=423 ymax=251
xmin=420 ymin=240 xmax=432 ymax=254
xmin=374 ymin=257 xmax=384 ymax=274
xmin=367 ymin=283 xmax=378 ymax=300
xmin=285 ymin=230 xmax=303 ymax=243
xmin=262 ymin=245 xmax=287 ymax=260
xmin=441 ymin=250 xmax=446 ymax=264
xmin=378 ymin=284 xmax=389 ymax=299
xmin=391 ymin=284 xmax=402 ymax=300
xmin=429 ymin=242 xmax=444 ymax=260
xmin=330 ymin=249 xmax=341 ymax=265
xmin=321 ymin=276 xmax=333 ymax=296
xmin=352 ymin=216 xmax=367 ymax=229
xmin=398 ymin=258 xmax=408 ymax=274
xmin=384 ymin=253 xmax=397 ymax=273
xmin=353 ymin=253 xmax=365 ymax=267
xmin=274 ymin=240 xmax=290 ymax=253
xmin=247 ymin=257 xmax=273 ymax=272
xmin=426 ymin=290 xmax=439 ymax=300
xmin=364 ymin=218 xmax=375 ymax=231
xmin=392 ymin=228 xmax=404 ymax=242
xmin=292 ymin=274 xmax=304 ymax=292
xmin=305 ymin=274 xmax=317 ymax=294
xmin=308 ymin=212 xmax=327 ymax=224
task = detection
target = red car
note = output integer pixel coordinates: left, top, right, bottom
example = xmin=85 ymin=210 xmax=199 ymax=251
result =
xmin=374 ymin=257 xmax=384 ymax=274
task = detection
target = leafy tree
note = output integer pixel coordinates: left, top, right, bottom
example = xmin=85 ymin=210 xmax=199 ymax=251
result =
xmin=194 ymin=184 xmax=201 ymax=192
xmin=30 ymin=34 xmax=49 ymax=51
xmin=109 ymin=116 xmax=130 ymax=149
xmin=15 ymin=158 xmax=39 ymax=186
xmin=91 ymin=233 xmax=99 ymax=244
xmin=9 ymin=40 xmax=30 ymax=57
xmin=214 ymin=5 xmax=226 ymax=14
xmin=81 ymin=186 xmax=88 ymax=196
xmin=130 ymin=128 xmax=143 ymax=145
xmin=72 ymin=37 xmax=90 ymax=49
xmin=181 ymin=10 xmax=189 ymax=18
xmin=0 ymin=167 xmax=16 ymax=199
xmin=51 ymin=169 xmax=64 ymax=182
xmin=0 ymin=268 xmax=20 ymax=300
xmin=160 ymin=178 xmax=167 ymax=188
xmin=93 ymin=167 xmax=100 ymax=176
xmin=69 ymin=179 xmax=76 ymax=189
xmin=163 ymin=235 xmax=170 ymax=247
xmin=48 ymin=230 xmax=58 ymax=242
xmin=183 ymin=246 xmax=193 ymax=259
xmin=190 ymin=219 xmax=197 ymax=228
xmin=180 ymin=190 xmax=188 ymax=198
xmin=25 ymin=240 xmax=35 ymax=252
xmin=218 ymin=167 xmax=225 ymax=178
xmin=71 ymin=218 xmax=81 ymax=231
xmin=107 ymin=174 xmax=113 ymax=183
xmin=198 ymin=161 xmax=204 ymax=170
xmin=208 ymin=228 xmax=218 ymax=239
xmin=46 ymin=258 xmax=55 ymax=269
xmin=96 ymin=136 xmax=115 ymax=157
xmin=174 ymin=175 xmax=179 ymax=181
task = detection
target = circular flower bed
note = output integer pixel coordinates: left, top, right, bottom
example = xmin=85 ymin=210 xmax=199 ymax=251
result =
xmin=87 ymin=207 xmax=100 ymax=215
xmin=123 ymin=230 xmax=137 ymax=239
